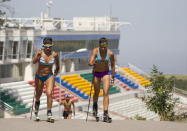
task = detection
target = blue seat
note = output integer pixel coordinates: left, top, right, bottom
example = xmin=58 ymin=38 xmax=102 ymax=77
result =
xmin=55 ymin=77 xmax=60 ymax=83
xmin=70 ymin=86 xmax=76 ymax=91
xmin=66 ymin=84 xmax=72 ymax=89
xmin=74 ymin=89 xmax=81 ymax=94
xmin=83 ymin=95 xmax=89 ymax=99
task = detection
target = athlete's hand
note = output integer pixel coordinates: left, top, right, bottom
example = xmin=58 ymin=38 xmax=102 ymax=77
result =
xmin=111 ymin=76 xmax=115 ymax=84
xmin=36 ymin=50 xmax=42 ymax=59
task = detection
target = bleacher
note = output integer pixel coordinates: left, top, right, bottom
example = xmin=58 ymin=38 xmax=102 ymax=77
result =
xmin=120 ymin=67 xmax=151 ymax=87
xmin=108 ymin=98 xmax=159 ymax=120
xmin=114 ymin=73 xmax=139 ymax=89
xmin=0 ymin=68 xmax=156 ymax=119
xmin=80 ymin=73 xmax=121 ymax=94
xmin=55 ymin=74 xmax=103 ymax=99
xmin=28 ymin=80 xmax=79 ymax=103
xmin=0 ymin=81 xmax=32 ymax=115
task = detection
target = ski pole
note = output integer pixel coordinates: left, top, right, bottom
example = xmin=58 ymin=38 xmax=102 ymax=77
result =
xmin=30 ymin=88 xmax=36 ymax=120
xmin=86 ymin=75 xmax=94 ymax=122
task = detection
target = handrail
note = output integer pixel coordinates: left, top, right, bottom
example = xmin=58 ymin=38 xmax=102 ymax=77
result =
xmin=0 ymin=100 xmax=13 ymax=111
xmin=174 ymin=87 xmax=187 ymax=96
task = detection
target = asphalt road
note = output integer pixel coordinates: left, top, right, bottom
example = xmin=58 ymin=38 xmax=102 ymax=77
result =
xmin=0 ymin=118 xmax=187 ymax=131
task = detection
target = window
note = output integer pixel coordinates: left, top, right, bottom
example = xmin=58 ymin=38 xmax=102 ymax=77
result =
xmin=27 ymin=41 xmax=32 ymax=58
xmin=13 ymin=41 xmax=18 ymax=59
xmin=0 ymin=42 xmax=4 ymax=60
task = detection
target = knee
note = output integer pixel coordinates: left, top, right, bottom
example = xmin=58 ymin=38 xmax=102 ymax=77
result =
xmin=46 ymin=91 xmax=52 ymax=97
xmin=103 ymin=92 xmax=109 ymax=97
xmin=94 ymin=89 xmax=100 ymax=94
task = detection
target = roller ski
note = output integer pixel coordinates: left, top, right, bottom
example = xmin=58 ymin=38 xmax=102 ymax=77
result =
xmin=103 ymin=112 xmax=112 ymax=123
xmin=34 ymin=112 xmax=40 ymax=121
xmin=93 ymin=103 xmax=99 ymax=122
xmin=47 ymin=110 xmax=55 ymax=123
xmin=34 ymin=101 xmax=40 ymax=122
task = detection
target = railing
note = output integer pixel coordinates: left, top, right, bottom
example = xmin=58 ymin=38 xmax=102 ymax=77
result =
xmin=128 ymin=63 xmax=150 ymax=78
xmin=0 ymin=17 xmax=130 ymax=32
xmin=0 ymin=53 xmax=32 ymax=64
xmin=0 ymin=100 xmax=13 ymax=112
xmin=174 ymin=87 xmax=187 ymax=96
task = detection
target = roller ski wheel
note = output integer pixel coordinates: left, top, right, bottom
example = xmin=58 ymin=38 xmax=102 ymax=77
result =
xmin=35 ymin=116 xmax=40 ymax=122
xmin=93 ymin=111 xmax=99 ymax=122
xmin=103 ymin=115 xmax=112 ymax=123
xmin=95 ymin=116 xmax=100 ymax=122
xmin=47 ymin=116 xmax=55 ymax=123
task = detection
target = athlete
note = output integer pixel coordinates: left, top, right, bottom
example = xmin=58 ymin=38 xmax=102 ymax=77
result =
xmin=32 ymin=37 xmax=59 ymax=122
xmin=88 ymin=37 xmax=115 ymax=122
xmin=60 ymin=94 xmax=75 ymax=119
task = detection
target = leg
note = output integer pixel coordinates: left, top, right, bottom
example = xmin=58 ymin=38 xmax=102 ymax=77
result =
xmin=63 ymin=111 xmax=68 ymax=119
xmin=45 ymin=76 xmax=55 ymax=122
xmin=102 ymin=75 xmax=110 ymax=111
xmin=45 ymin=76 xmax=55 ymax=114
xmin=93 ymin=76 xmax=101 ymax=116
xmin=102 ymin=75 xmax=112 ymax=122
xmin=35 ymin=77 xmax=44 ymax=114
xmin=67 ymin=112 xmax=72 ymax=119
xmin=93 ymin=76 xmax=101 ymax=103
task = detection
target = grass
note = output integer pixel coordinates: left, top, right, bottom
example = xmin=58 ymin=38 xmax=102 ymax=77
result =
xmin=164 ymin=74 xmax=187 ymax=92
xmin=164 ymin=74 xmax=187 ymax=80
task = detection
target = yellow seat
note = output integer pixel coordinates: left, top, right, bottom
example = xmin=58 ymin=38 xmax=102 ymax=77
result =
xmin=61 ymin=74 xmax=79 ymax=79
xmin=64 ymin=77 xmax=82 ymax=81
xmin=77 ymin=85 xmax=91 ymax=90
xmin=73 ymin=83 xmax=91 ymax=87
xmin=69 ymin=80 xmax=86 ymax=85
xmin=81 ymin=88 xmax=91 ymax=92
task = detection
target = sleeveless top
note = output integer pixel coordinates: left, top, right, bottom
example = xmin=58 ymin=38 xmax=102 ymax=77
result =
xmin=95 ymin=49 xmax=110 ymax=63
xmin=93 ymin=48 xmax=110 ymax=72
xmin=39 ymin=51 xmax=55 ymax=66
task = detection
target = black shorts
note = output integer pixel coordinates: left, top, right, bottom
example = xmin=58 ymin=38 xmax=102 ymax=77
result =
xmin=63 ymin=111 xmax=72 ymax=118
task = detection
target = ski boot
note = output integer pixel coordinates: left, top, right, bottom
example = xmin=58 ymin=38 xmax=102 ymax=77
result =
xmin=103 ymin=112 xmax=112 ymax=123
xmin=35 ymin=112 xmax=40 ymax=121
xmin=93 ymin=103 xmax=99 ymax=122
xmin=34 ymin=101 xmax=40 ymax=121
xmin=47 ymin=110 xmax=55 ymax=123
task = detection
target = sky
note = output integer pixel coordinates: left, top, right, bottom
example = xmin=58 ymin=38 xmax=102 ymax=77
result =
xmin=3 ymin=0 xmax=187 ymax=74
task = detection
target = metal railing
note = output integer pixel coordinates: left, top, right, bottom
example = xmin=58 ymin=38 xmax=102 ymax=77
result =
xmin=174 ymin=87 xmax=187 ymax=96
xmin=0 ymin=53 xmax=32 ymax=64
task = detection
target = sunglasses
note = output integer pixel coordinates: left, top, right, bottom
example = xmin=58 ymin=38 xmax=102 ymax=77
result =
xmin=99 ymin=42 xmax=108 ymax=48
xmin=42 ymin=44 xmax=53 ymax=48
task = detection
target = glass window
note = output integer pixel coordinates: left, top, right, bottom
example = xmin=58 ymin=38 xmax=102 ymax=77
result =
xmin=0 ymin=41 xmax=3 ymax=60
xmin=27 ymin=41 xmax=32 ymax=58
xmin=13 ymin=41 xmax=18 ymax=59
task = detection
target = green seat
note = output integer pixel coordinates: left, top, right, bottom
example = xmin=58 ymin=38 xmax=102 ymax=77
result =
xmin=8 ymin=101 xmax=22 ymax=106
xmin=13 ymin=108 xmax=31 ymax=115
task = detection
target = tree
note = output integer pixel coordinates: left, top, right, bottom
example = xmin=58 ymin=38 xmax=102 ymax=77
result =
xmin=0 ymin=0 xmax=10 ymax=3
xmin=0 ymin=0 xmax=11 ymax=26
xmin=143 ymin=65 xmax=177 ymax=121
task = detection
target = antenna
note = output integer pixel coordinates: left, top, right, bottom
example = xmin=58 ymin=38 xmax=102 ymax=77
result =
xmin=46 ymin=0 xmax=53 ymax=18
xmin=109 ymin=3 xmax=112 ymax=18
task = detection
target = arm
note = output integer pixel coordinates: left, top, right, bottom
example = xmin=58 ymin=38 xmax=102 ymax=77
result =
xmin=72 ymin=101 xmax=75 ymax=116
xmin=54 ymin=53 xmax=60 ymax=76
xmin=60 ymin=100 xmax=64 ymax=105
xmin=32 ymin=50 xmax=42 ymax=64
xmin=109 ymin=51 xmax=115 ymax=79
xmin=88 ymin=48 xmax=97 ymax=66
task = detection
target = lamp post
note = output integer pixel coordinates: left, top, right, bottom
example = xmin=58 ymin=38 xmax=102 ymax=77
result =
xmin=60 ymin=48 xmax=88 ymax=73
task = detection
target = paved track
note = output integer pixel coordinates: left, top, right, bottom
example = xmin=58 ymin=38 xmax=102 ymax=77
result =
xmin=0 ymin=118 xmax=187 ymax=131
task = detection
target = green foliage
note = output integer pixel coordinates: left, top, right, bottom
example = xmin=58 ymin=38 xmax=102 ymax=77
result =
xmin=175 ymin=79 xmax=187 ymax=91
xmin=131 ymin=114 xmax=146 ymax=120
xmin=143 ymin=65 xmax=178 ymax=121
xmin=0 ymin=0 xmax=11 ymax=26
xmin=0 ymin=0 xmax=10 ymax=3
